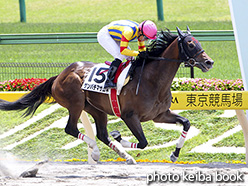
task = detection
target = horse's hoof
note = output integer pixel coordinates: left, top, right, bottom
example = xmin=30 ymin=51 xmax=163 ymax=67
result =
xmin=20 ymin=168 xmax=38 ymax=177
xmin=19 ymin=160 xmax=48 ymax=178
xmin=126 ymin=157 xmax=137 ymax=165
xmin=170 ymin=152 xmax=178 ymax=162
xmin=91 ymin=149 xmax=100 ymax=162
xmin=91 ymin=153 xmax=100 ymax=162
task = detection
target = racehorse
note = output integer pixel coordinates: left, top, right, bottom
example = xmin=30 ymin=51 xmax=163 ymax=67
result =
xmin=0 ymin=27 xmax=214 ymax=164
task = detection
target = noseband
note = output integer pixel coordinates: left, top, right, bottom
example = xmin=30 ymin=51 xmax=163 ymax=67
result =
xmin=183 ymin=49 xmax=205 ymax=67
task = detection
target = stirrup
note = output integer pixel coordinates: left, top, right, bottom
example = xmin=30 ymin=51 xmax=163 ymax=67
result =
xmin=104 ymin=82 xmax=116 ymax=89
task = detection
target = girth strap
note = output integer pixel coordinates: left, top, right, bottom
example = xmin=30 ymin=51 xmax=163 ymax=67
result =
xmin=109 ymin=88 xmax=121 ymax=117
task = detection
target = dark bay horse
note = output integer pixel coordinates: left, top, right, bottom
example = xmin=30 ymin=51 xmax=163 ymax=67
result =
xmin=0 ymin=27 xmax=214 ymax=164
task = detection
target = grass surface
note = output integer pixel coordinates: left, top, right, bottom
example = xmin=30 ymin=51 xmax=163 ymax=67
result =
xmin=0 ymin=41 xmax=241 ymax=80
xmin=214 ymin=131 xmax=245 ymax=147
xmin=1 ymin=108 xmax=245 ymax=163
xmin=1 ymin=0 xmax=231 ymax=30
xmin=0 ymin=0 xmax=246 ymax=163
xmin=0 ymin=0 xmax=240 ymax=80
xmin=0 ymin=104 xmax=51 ymax=135
xmin=0 ymin=107 xmax=68 ymax=148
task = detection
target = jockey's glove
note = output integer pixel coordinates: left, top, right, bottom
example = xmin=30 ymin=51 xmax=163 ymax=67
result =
xmin=138 ymin=51 xmax=149 ymax=59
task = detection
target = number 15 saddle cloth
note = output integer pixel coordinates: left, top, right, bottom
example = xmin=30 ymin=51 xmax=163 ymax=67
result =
xmin=81 ymin=61 xmax=132 ymax=117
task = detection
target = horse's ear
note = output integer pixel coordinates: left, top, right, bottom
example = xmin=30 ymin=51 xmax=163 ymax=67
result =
xmin=186 ymin=26 xmax=191 ymax=35
xmin=176 ymin=27 xmax=184 ymax=38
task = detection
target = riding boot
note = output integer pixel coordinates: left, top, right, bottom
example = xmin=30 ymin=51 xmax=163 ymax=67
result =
xmin=104 ymin=58 xmax=122 ymax=89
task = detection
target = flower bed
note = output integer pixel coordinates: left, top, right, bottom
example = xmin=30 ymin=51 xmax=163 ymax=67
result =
xmin=0 ymin=78 xmax=47 ymax=91
xmin=11 ymin=158 xmax=247 ymax=164
xmin=0 ymin=78 xmax=244 ymax=92
xmin=171 ymin=78 xmax=244 ymax=91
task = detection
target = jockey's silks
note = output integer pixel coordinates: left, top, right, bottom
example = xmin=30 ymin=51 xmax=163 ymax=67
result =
xmin=107 ymin=20 xmax=146 ymax=56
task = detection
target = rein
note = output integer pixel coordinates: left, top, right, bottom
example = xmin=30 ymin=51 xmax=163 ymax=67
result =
xmin=146 ymin=34 xmax=205 ymax=67
xmin=147 ymin=56 xmax=183 ymax=63
xmin=147 ymin=51 xmax=204 ymax=67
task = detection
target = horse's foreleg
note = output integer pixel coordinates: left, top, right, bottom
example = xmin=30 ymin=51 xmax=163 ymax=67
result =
xmin=108 ymin=141 xmax=136 ymax=164
xmin=110 ymin=130 xmax=138 ymax=148
xmin=172 ymin=114 xmax=190 ymax=162
xmin=121 ymin=114 xmax=148 ymax=150
xmin=170 ymin=128 xmax=189 ymax=162
xmin=153 ymin=110 xmax=190 ymax=162
xmin=104 ymin=126 xmax=136 ymax=164
xmin=110 ymin=114 xmax=148 ymax=150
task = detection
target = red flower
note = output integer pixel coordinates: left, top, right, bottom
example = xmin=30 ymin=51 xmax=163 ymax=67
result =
xmin=0 ymin=78 xmax=47 ymax=91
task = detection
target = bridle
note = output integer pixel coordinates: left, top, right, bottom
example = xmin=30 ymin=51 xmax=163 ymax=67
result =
xmin=178 ymin=35 xmax=205 ymax=67
xmin=147 ymin=36 xmax=205 ymax=67
xmin=136 ymin=29 xmax=207 ymax=95
xmin=181 ymin=49 xmax=205 ymax=67
xmin=136 ymin=36 xmax=203 ymax=95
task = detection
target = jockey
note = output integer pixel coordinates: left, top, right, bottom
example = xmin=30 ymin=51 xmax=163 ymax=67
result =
xmin=97 ymin=20 xmax=157 ymax=89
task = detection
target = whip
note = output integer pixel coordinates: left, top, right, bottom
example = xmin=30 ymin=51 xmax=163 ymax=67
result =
xmin=135 ymin=58 xmax=146 ymax=95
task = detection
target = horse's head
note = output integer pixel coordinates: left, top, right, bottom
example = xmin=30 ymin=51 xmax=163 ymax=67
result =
xmin=177 ymin=27 xmax=214 ymax=72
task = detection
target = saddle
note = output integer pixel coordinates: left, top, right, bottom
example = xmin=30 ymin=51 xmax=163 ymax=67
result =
xmin=81 ymin=59 xmax=138 ymax=117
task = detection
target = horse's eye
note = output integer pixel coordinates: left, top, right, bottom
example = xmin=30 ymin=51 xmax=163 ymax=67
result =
xmin=188 ymin=42 xmax=195 ymax=48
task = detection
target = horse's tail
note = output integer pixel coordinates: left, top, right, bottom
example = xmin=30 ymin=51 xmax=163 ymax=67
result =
xmin=0 ymin=76 xmax=57 ymax=117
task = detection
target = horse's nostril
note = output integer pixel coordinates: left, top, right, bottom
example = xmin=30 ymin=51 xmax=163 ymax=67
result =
xmin=206 ymin=60 xmax=214 ymax=66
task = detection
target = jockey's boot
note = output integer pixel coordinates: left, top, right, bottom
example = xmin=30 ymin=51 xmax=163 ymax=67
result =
xmin=104 ymin=58 xmax=122 ymax=89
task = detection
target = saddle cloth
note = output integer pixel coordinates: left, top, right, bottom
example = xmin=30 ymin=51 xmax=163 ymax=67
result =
xmin=82 ymin=61 xmax=132 ymax=117
xmin=82 ymin=61 xmax=131 ymax=95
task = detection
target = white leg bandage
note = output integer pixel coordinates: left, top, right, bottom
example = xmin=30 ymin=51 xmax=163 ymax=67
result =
xmin=108 ymin=141 xmax=117 ymax=151
xmin=78 ymin=133 xmax=100 ymax=161
xmin=176 ymin=130 xmax=188 ymax=148
xmin=108 ymin=141 xmax=137 ymax=164
xmin=78 ymin=133 xmax=95 ymax=147
xmin=78 ymin=133 xmax=85 ymax=141
xmin=120 ymin=139 xmax=138 ymax=148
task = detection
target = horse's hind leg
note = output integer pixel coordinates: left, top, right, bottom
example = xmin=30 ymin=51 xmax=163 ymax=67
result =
xmin=84 ymin=102 xmax=136 ymax=164
xmin=65 ymin=106 xmax=100 ymax=161
xmin=153 ymin=109 xmax=191 ymax=162
xmin=52 ymin=70 xmax=100 ymax=161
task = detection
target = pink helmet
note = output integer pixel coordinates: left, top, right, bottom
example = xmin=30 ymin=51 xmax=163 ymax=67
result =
xmin=139 ymin=20 xmax=157 ymax=40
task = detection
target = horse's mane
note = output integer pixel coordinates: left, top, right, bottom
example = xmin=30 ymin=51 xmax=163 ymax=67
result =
xmin=147 ymin=28 xmax=178 ymax=57
xmin=132 ymin=28 xmax=178 ymax=68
